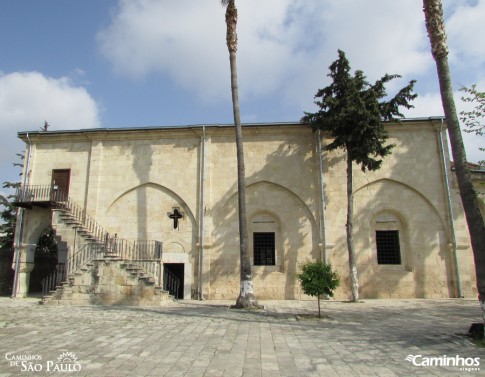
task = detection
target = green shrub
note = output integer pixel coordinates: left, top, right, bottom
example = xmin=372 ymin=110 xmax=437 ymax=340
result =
xmin=297 ymin=261 xmax=340 ymax=317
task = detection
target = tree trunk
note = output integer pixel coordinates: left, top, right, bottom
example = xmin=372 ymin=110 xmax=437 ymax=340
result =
xmin=225 ymin=0 xmax=257 ymax=308
xmin=317 ymin=295 xmax=321 ymax=318
xmin=346 ymin=150 xmax=359 ymax=302
xmin=231 ymin=49 xmax=256 ymax=308
xmin=423 ymin=0 xmax=485 ymax=324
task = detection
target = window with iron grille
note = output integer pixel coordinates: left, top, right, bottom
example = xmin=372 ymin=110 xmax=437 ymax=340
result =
xmin=253 ymin=232 xmax=275 ymax=266
xmin=376 ymin=230 xmax=401 ymax=264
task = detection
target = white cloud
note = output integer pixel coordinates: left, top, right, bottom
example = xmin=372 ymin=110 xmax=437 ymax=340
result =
xmin=97 ymin=0 xmax=431 ymax=105
xmin=403 ymin=92 xmax=444 ymax=118
xmin=403 ymin=88 xmax=484 ymax=163
xmin=0 ymin=71 xmax=101 ymax=183
xmin=447 ymin=0 xmax=485 ymax=65
xmin=96 ymin=0 xmax=484 ymax=161
xmin=97 ymin=0 xmax=228 ymax=102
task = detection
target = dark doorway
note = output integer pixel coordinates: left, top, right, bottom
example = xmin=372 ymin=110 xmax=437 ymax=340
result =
xmin=29 ymin=228 xmax=58 ymax=293
xmin=51 ymin=169 xmax=70 ymax=201
xmin=0 ymin=248 xmax=14 ymax=296
xmin=163 ymin=263 xmax=184 ymax=299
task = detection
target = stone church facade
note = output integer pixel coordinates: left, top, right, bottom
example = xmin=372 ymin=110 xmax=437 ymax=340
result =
xmin=12 ymin=118 xmax=478 ymax=302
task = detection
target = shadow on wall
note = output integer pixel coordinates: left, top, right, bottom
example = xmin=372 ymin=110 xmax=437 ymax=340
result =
xmin=328 ymin=130 xmax=458 ymax=300
xmin=132 ymin=141 xmax=152 ymax=241
xmin=103 ymin=139 xmax=200 ymax=298
xmin=209 ymin=137 xmax=321 ymax=300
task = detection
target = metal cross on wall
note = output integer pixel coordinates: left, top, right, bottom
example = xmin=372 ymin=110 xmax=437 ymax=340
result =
xmin=168 ymin=208 xmax=184 ymax=229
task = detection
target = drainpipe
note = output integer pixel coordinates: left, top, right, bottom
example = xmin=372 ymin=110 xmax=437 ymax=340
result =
xmin=317 ymin=130 xmax=327 ymax=264
xmin=198 ymin=126 xmax=206 ymax=300
xmin=438 ymin=119 xmax=463 ymax=298
xmin=12 ymin=133 xmax=32 ymax=298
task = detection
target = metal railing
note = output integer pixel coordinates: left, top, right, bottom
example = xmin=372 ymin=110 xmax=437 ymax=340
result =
xmin=133 ymin=260 xmax=162 ymax=285
xmin=58 ymin=198 xmax=110 ymax=244
xmin=163 ymin=268 xmax=181 ymax=299
xmin=14 ymin=184 xmax=68 ymax=203
xmin=66 ymin=243 xmax=104 ymax=276
xmin=104 ymin=237 xmax=162 ymax=260
xmin=41 ymin=241 xmax=163 ymax=296
xmin=18 ymin=185 xmax=165 ymax=297
xmin=41 ymin=264 xmax=66 ymax=295
xmin=14 ymin=185 xmax=109 ymax=243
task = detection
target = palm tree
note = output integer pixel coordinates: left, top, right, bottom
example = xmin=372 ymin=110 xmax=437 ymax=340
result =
xmin=423 ymin=0 xmax=485 ymax=310
xmin=221 ymin=0 xmax=257 ymax=308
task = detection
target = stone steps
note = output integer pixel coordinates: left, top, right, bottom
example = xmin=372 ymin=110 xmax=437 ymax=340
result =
xmin=41 ymin=258 xmax=173 ymax=306
xmin=46 ymin=207 xmax=169 ymax=306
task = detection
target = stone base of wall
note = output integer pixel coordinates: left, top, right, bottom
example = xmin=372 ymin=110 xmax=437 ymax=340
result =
xmin=42 ymin=258 xmax=173 ymax=306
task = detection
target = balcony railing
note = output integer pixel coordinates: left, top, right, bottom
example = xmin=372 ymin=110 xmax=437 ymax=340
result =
xmin=14 ymin=185 xmax=67 ymax=206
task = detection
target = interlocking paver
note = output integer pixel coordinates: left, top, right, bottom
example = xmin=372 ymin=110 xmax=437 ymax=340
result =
xmin=0 ymin=298 xmax=484 ymax=376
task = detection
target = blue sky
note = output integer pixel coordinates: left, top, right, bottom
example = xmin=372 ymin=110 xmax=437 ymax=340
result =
xmin=1 ymin=0 xmax=484 ymax=188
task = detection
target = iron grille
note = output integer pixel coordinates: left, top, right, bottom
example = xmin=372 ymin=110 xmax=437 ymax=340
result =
xmin=376 ymin=230 xmax=401 ymax=264
xmin=254 ymin=232 xmax=275 ymax=266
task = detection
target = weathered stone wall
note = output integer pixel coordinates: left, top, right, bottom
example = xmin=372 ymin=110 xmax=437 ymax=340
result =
xmin=18 ymin=120 xmax=476 ymax=300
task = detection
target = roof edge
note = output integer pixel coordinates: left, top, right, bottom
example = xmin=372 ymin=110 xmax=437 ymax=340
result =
xmin=17 ymin=117 xmax=446 ymax=137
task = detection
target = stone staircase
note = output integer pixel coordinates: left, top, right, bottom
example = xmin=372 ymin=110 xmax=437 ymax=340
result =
xmin=36 ymin=193 xmax=174 ymax=306
xmin=41 ymin=258 xmax=172 ymax=306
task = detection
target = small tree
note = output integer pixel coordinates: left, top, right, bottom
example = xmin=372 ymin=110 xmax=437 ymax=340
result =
xmin=460 ymin=84 xmax=485 ymax=165
xmin=0 ymin=153 xmax=23 ymax=250
xmin=302 ymin=50 xmax=416 ymax=302
xmin=0 ymin=182 xmax=19 ymax=250
xmin=297 ymin=261 xmax=340 ymax=318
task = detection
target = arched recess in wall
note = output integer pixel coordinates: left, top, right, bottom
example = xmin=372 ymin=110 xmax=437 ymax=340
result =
xmin=248 ymin=211 xmax=282 ymax=269
xmin=23 ymin=209 xmax=53 ymax=248
xmin=223 ymin=180 xmax=318 ymax=229
xmin=354 ymin=178 xmax=446 ymax=229
xmin=370 ymin=209 xmax=411 ymax=270
xmin=105 ymin=182 xmax=197 ymax=253
xmin=221 ymin=180 xmax=320 ymax=261
xmin=352 ymin=178 xmax=453 ymax=298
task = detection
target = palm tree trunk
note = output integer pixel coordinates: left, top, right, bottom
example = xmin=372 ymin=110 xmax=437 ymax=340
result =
xmin=424 ymin=0 xmax=485 ymax=320
xmin=346 ymin=150 xmax=359 ymax=302
xmin=224 ymin=0 xmax=257 ymax=308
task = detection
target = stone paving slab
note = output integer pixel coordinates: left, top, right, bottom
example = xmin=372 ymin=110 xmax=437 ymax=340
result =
xmin=0 ymin=298 xmax=484 ymax=376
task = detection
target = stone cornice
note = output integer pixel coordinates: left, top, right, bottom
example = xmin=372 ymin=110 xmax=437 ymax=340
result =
xmin=18 ymin=118 xmax=445 ymax=144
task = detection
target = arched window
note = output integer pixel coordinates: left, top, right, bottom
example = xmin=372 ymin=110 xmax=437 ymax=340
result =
xmin=371 ymin=211 xmax=411 ymax=270
xmin=250 ymin=213 xmax=281 ymax=269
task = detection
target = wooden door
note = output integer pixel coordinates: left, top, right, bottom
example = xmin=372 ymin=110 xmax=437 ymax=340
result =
xmin=51 ymin=169 xmax=70 ymax=201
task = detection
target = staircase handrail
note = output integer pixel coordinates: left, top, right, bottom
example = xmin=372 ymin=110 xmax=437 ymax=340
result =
xmin=14 ymin=185 xmax=111 ymax=245
xmin=41 ymin=264 xmax=66 ymax=296
xmin=66 ymin=243 xmax=104 ymax=277
xmin=17 ymin=185 xmax=165 ymax=296
xmin=58 ymin=197 xmax=110 ymax=245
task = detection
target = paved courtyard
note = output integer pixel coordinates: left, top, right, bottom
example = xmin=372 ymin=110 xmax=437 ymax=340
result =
xmin=0 ymin=297 xmax=484 ymax=376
